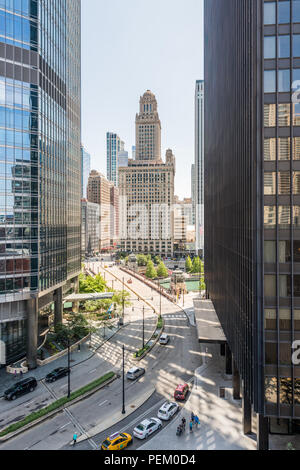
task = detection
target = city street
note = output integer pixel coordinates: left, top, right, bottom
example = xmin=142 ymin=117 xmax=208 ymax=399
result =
xmin=0 ymin=266 xmax=201 ymax=450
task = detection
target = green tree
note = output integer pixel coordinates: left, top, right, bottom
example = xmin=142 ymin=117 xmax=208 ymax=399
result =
xmin=154 ymin=255 xmax=161 ymax=265
xmin=192 ymin=257 xmax=201 ymax=274
xmin=79 ymin=273 xmax=107 ymax=293
xmin=157 ymin=261 xmax=169 ymax=279
xmin=185 ymin=256 xmax=193 ymax=273
xmin=137 ymin=254 xmax=148 ymax=266
xmin=145 ymin=260 xmax=157 ymax=279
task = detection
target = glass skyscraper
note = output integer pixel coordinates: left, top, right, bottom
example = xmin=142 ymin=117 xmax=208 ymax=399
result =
xmin=106 ymin=132 xmax=124 ymax=186
xmin=0 ymin=0 xmax=81 ymax=369
xmin=81 ymin=145 xmax=91 ymax=199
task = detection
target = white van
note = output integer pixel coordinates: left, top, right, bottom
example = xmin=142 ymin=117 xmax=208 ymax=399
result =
xmin=159 ymin=334 xmax=170 ymax=345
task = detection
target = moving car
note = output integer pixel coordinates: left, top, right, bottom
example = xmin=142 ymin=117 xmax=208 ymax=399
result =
xmin=101 ymin=432 xmax=132 ymax=450
xmin=174 ymin=383 xmax=189 ymax=401
xmin=45 ymin=367 xmax=70 ymax=383
xmin=159 ymin=334 xmax=170 ymax=345
xmin=157 ymin=401 xmax=179 ymax=421
xmin=4 ymin=377 xmax=38 ymax=401
xmin=126 ymin=367 xmax=145 ymax=380
xmin=133 ymin=418 xmax=162 ymax=439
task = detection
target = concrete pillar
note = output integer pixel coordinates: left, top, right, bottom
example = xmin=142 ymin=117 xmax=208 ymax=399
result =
xmin=242 ymin=384 xmax=252 ymax=435
xmin=54 ymin=287 xmax=63 ymax=326
xmin=26 ymin=296 xmax=38 ymax=370
xmin=232 ymin=360 xmax=241 ymax=400
xmin=225 ymin=343 xmax=232 ymax=375
xmin=257 ymin=415 xmax=269 ymax=451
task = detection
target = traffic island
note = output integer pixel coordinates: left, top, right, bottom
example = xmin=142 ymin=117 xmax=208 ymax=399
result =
xmin=133 ymin=316 xmax=164 ymax=361
xmin=0 ymin=371 xmax=116 ymax=441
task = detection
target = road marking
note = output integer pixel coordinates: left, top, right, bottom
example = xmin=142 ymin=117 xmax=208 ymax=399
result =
xmin=98 ymin=400 xmax=108 ymax=407
xmin=60 ymin=421 xmax=71 ymax=430
xmin=89 ymin=368 xmax=97 ymax=374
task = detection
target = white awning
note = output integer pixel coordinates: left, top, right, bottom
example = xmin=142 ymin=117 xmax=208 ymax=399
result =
xmin=64 ymin=293 xmax=114 ymax=302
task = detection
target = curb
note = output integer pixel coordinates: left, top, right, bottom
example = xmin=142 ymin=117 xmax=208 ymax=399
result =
xmin=133 ymin=321 xmax=165 ymax=362
xmin=0 ymin=374 xmax=117 ymax=442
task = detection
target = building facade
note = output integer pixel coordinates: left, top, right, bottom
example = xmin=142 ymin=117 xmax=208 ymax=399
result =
xmin=195 ymin=80 xmax=204 ymax=256
xmin=205 ymin=0 xmax=300 ymax=448
xmin=0 ymin=0 xmax=81 ymax=368
xmin=135 ymin=91 xmax=162 ymax=162
xmin=191 ymin=163 xmax=196 ymax=225
xmin=110 ymin=185 xmax=119 ymax=248
xmin=81 ymin=199 xmax=100 ymax=257
xmin=81 ymin=145 xmax=91 ymax=198
xmin=87 ymin=170 xmax=114 ymax=251
xmin=106 ymin=132 xmax=124 ymax=186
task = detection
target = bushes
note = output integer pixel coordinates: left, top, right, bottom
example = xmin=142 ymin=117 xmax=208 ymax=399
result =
xmin=134 ymin=345 xmax=150 ymax=358
xmin=0 ymin=372 xmax=115 ymax=438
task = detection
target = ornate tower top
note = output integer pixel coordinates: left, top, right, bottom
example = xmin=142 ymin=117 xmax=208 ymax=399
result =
xmin=136 ymin=90 xmax=161 ymax=161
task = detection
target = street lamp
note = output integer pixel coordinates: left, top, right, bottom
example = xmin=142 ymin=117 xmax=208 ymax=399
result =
xmin=67 ymin=334 xmax=71 ymax=398
xmin=142 ymin=306 xmax=145 ymax=349
xmin=122 ymin=344 xmax=126 ymax=414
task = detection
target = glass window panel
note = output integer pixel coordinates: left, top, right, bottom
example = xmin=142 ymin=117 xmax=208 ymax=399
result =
xmin=264 ymin=2 xmax=276 ymax=24
xmin=264 ymin=172 xmax=276 ymax=195
xmin=278 ymin=103 xmax=291 ymax=126
xmin=264 ymin=241 xmax=276 ymax=262
xmin=294 ymin=137 xmax=300 ymax=159
xmin=278 ymin=1 xmax=291 ymax=24
xmin=293 ymin=103 xmax=300 ymax=125
xmin=264 ymin=104 xmax=276 ymax=126
xmin=265 ymin=70 xmax=276 ymax=92
xmin=293 ymin=34 xmax=300 ymax=56
xmin=279 ymin=137 xmax=291 ymax=160
xmin=294 ymin=0 xmax=300 ymax=22
xmin=265 ymin=36 xmax=276 ymax=58
xmin=265 ymin=275 xmax=276 ymax=296
xmin=294 ymin=172 xmax=300 ymax=194
xmin=279 ymin=205 xmax=291 ymax=228
xmin=264 ymin=138 xmax=276 ymax=160
xmin=278 ymin=69 xmax=290 ymax=92
xmin=278 ymin=35 xmax=291 ymax=57
xmin=278 ymin=172 xmax=291 ymax=194
xmin=265 ymin=377 xmax=277 ymax=404
xmin=264 ymin=205 xmax=276 ymax=228
xmin=294 ymin=206 xmax=300 ymax=226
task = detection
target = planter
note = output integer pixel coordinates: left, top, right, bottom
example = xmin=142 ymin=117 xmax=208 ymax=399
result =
xmin=36 ymin=333 xmax=90 ymax=367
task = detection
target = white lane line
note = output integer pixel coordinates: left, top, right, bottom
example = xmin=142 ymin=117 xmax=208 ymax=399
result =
xmin=89 ymin=368 xmax=97 ymax=374
xmin=98 ymin=400 xmax=108 ymax=407
xmin=60 ymin=421 xmax=71 ymax=430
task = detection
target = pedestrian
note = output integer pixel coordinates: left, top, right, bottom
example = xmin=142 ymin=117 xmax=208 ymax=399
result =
xmin=189 ymin=420 xmax=193 ymax=433
xmin=73 ymin=433 xmax=78 ymax=446
xmin=194 ymin=415 xmax=200 ymax=428
xmin=14 ymin=369 xmax=17 ymax=379
xmin=20 ymin=369 xmax=23 ymax=377
xmin=191 ymin=411 xmax=195 ymax=423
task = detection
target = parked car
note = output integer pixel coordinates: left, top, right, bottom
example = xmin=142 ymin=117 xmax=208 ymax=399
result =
xmin=157 ymin=401 xmax=179 ymax=421
xmin=174 ymin=383 xmax=189 ymax=401
xmin=159 ymin=334 xmax=170 ymax=345
xmin=4 ymin=377 xmax=38 ymax=401
xmin=101 ymin=432 xmax=132 ymax=450
xmin=133 ymin=418 xmax=162 ymax=439
xmin=126 ymin=367 xmax=145 ymax=380
xmin=45 ymin=367 xmax=70 ymax=383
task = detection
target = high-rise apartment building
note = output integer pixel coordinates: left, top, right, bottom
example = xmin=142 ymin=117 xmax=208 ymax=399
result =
xmin=87 ymin=170 xmax=117 ymax=251
xmin=191 ymin=163 xmax=196 ymax=225
xmin=81 ymin=145 xmax=91 ymax=198
xmin=107 ymin=132 xmax=125 ymax=186
xmin=0 ymin=1 xmax=81 ymax=369
xmin=205 ymin=0 xmax=300 ymax=449
xmin=119 ymin=91 xmax=175 ymax=256
xmin=110 ymin=185 xmax=119 ymax=248
xmin=195 ymin=80 xmax=204 ymax=256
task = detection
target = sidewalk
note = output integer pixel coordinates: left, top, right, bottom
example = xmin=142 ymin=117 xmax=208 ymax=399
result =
xmin=0 ymin=324 xmax=120 ymax=396
xmin=140 ymin=344 xmax=256 ymax=451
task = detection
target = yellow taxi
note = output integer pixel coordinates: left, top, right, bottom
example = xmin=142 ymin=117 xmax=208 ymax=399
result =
xmin=101 ymin=432 xmax=133 ymax=451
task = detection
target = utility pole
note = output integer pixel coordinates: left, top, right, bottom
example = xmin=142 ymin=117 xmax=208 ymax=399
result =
xmin=67 ymin=335 xmax=71 ymax=398
xmin=122 ymin=345 xmax=126 ymax=414
xmin=142 ymin=306 xmax=145 ymax=349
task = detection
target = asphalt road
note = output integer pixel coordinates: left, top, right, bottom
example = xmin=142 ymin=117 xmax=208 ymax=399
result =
xmin=0 ymin=266 xmax=201 ymax=451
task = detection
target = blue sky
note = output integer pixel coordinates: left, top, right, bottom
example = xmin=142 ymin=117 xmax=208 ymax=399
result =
xmin=81 ymin=0 xmax=203 ymax=199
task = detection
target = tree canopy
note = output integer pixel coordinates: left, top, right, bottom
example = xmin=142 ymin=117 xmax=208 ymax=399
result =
xmin=157 ymin=261 xmax=169 ymax=279
xmin=79 ymin=273 xmax=107 ymax=293
xmin=146 ymin=260 xmax=157 ymax=279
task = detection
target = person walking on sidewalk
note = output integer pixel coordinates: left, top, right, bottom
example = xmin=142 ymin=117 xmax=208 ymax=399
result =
xmin=194 ymin=415 xmax=200 ymax=429
xmin=73 ymin=433 xmax=78 ymax=446
xmin=189 ymin=420 xmax=193 ymax=433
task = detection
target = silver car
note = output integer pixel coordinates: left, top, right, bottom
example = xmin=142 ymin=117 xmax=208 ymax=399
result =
xmin=126 ymin=367 xmax=146 ymax=380
xmin=159 ymin=334 xmax=170 ymax=345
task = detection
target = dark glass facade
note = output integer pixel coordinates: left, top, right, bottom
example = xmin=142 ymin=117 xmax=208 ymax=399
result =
xmin=0 ymin=0 xmax=81 ymax=366
xmin=205 ymin=0 xmax=300 ymax=425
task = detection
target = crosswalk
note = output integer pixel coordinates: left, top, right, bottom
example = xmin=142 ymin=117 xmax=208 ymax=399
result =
xmin=163 ymin=314 xmax=186 ymax=320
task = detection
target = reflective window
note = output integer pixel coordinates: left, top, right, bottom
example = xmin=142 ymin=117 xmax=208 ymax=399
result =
xmin=278 ymin=1 xmax=291 ymax=24
xmin=264 ymin=172 xmax=276 ymax=195
xmin=294 ymin=0 xmax=300 ymax=22
xmin=264 ymin=206 xmax=276 ymax=228
xmin=278 ymin=35 xmax=291 ymax=57
xmin=278 ymin=69 xmax=290 ymax=92
xmin=278 ymin=103 xmax=291 ymax=126
xmin=294 ymin=137 xmax=300 ymax=159
xmin=264 ymin=104 xmax=276 ymax=126
xmin=265 ymin=70 xmax=276 ymax=92
xmin=264 ymin=36 xmax=276 ymax=58
xmin=293 ymin=34 xmax=300 ymax=56
xmin=264 ymin=2 xmax=276 ymax=24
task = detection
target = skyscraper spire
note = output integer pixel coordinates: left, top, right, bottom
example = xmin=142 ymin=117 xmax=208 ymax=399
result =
xmin=135 ymin=90 xmax=162 ymax=162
